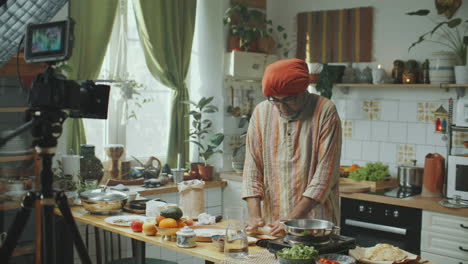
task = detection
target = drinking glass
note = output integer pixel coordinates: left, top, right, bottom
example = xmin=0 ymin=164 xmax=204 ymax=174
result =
xmin=224 ymin=207 xmax=248 ymax=258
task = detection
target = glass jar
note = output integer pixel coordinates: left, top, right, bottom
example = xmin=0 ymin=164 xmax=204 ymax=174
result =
xmin=176 ymin=226 xmax=197 ymax=248
xmin=80 ymin=144 xmax=104 ymax=183
xmin=224 ymin=207 xmax=248 ymax=258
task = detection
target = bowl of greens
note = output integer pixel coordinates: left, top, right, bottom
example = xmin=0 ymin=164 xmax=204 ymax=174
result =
xmin=348 ymin=162 xmax=389 ymax=182
xmin=276 ymin=244 xmax=319 ymax=264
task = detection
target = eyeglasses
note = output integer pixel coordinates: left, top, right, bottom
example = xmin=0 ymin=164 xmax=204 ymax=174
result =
xmin=267 ymin=96 xmax=297 ymax=105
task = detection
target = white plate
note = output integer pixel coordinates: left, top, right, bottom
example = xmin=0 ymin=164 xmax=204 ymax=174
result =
xmin=104 ymin=215 xmax=151 ymax=227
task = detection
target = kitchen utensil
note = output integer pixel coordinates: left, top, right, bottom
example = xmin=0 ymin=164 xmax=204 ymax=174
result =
xmin=79 ymin=188 xmax=128 ymax=214
xmin=280 ymin=219 xmax=340 ymax=245
xmin=397 ymin=160 xmax=424 ymax=189
xmin=422 ymin=153 xmax=445 ymax=197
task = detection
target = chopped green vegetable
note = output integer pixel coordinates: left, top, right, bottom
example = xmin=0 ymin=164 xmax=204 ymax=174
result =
xmin=277 ymin=244 xmax=319 ymax=260
xmin=349 ymin=162 xmax=389 ymax=182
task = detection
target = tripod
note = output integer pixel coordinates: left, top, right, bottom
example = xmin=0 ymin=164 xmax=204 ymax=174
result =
xmin=0 ymin=108 xmax=92 ymax=264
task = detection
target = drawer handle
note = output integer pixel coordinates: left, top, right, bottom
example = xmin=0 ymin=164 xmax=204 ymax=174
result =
xmin=461 ymin=224 xmax=468 ymax=229
xmin=460 ymin=246 xmax=468 ymax=252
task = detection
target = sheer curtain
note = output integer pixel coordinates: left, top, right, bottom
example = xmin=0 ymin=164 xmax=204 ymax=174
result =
xmin=84 ymin=0 xmax=173 ymax=162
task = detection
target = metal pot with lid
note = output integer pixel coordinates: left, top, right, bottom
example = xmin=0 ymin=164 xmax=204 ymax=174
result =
xmin=80 ymin=187 xmax=128 ymax=214
xmin=398 ymin=160 xmax=424 ymax=188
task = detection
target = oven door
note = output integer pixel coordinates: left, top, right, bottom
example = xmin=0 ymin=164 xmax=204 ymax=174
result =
xmin=341 ymin=219 xmax=420 ymax=255
xmin=447 ymin=155 xmax=468 ymax=200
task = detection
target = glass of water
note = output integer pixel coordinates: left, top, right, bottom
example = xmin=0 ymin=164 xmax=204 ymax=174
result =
xmin=224 ymin=207 xmax=248 ymax=258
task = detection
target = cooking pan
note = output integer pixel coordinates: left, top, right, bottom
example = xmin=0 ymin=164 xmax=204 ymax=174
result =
xmin=280 ymin=219 xmax=340 ymax=245
xmin=80 ymin=188 xmax=128 ymax=214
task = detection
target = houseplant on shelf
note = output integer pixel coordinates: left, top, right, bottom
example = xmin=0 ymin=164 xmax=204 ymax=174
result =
xmin=230 ymin=114 xmax=250 ymax=173
xmin=223 ymin=2 xmax=264 ymax=52
xmin=407 ymin=9 xmax=468 ymax=83
xmin=183 ymin=97 xmax=224 ymax=181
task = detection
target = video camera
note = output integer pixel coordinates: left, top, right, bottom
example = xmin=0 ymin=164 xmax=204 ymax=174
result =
xmin=24 ymin=19 xmax=110 ymax=119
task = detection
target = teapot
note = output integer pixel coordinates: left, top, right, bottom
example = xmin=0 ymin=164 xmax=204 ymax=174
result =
xmin=130 ymin=156 xmax=161 ymax=179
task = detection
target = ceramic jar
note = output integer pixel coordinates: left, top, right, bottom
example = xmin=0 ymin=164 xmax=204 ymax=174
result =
xmin=176 ymin=226 xmax=197 ymax=248
xmin=454 ymin=65 xmax=468 ymax=84
xmin=80 ymin=144 xmax=104 ymax=183
xmin=429 ymin=51 xmax=455 ymax=84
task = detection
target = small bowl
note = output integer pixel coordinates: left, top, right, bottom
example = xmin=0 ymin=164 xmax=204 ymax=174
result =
xmin=277 ymin=256 xmax=316 ymax=264
xmin=155 ymin=226 xmax=180 ymax=241
xmin=211 ymin=235 xmax=225 ymax=252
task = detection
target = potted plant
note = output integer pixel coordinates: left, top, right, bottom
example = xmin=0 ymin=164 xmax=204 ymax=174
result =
xmin=183 ymin=97 xmax=224 ymax=181
xmin=316 ymin=64 xmax=337 ymax=99
xmin=258 ymin=19 xmax=291 ymax=57
xmin=230 ymin=114 xmax=250 ymax=173
xmin=223 ymin=2 xmax=264 ymax=52
xmin=407 ymin=9 xmax=468 ymax=83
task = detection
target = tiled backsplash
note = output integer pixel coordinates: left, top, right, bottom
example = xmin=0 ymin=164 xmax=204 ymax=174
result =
xmin=333 ymin=87 xmax=463 ymax=177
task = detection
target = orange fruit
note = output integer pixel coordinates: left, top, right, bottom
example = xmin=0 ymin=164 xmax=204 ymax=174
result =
xmin=177 ymin=219 xmax=186 ymax=228
xmin=159 ymin=218 xmax=178 ymax=228
xmin=156 ymin=215 xmax=166 ymax=225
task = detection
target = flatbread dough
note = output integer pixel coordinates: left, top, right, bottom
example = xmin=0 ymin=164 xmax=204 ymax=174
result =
xmin=364 ymin=244 xmax=408 ymax=262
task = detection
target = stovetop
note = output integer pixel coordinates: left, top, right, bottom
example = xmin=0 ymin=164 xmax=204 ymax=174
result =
xmin=267 ymin=235 xmax=356 ymax=255
xmin=381 ymin=186 xmax=422 ymax=198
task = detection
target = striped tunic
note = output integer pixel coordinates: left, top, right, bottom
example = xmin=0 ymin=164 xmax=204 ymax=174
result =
xmin=241 ymin=92 xmax=342 ymax=225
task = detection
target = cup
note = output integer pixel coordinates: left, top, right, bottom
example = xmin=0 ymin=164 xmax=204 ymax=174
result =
xmin=224 ymin=207 xmax=248 ymax=258
xmin=62 ymin=155 xmax=81 ymax=183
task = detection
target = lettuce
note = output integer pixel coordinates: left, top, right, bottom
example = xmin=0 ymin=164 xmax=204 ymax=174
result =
xmin=277 ymin=244 xmax=319 ymax=259
xmin=349 ymin=162 xmax=389 ymax=182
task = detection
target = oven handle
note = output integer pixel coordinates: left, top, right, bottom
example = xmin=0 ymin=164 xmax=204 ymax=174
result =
xmin=344 ymin=219 xmax=407 ymax=235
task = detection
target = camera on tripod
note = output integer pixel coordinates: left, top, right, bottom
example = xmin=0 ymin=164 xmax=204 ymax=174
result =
xmin=24 ymin=18 xmax=110 ymax=119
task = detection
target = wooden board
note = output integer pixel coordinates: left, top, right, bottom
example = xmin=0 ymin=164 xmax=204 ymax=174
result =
xmin=340 ymin=177 xmax=398 ymax=192
xmin=340 ymin=183 xmax=371 ymax=193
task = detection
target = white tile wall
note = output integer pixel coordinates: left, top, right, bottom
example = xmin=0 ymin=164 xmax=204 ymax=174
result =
xmin=407 ymin=123 xmax=427 ymax=145
xmin=388 ymin=122 xmax=408 ymax=143
xmin=362 ymin=141 xmax=380 ymax=162
xmin=335 ymin=91 xmax=453 ymax=170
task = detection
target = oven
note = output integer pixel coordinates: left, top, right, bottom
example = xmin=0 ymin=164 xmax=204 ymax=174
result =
xmin=340 ymin=197 xmax=421 ymax=255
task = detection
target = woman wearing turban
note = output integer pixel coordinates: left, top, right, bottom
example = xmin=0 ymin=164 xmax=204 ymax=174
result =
xmin=241 ymin=58 xmax=342 ymax=235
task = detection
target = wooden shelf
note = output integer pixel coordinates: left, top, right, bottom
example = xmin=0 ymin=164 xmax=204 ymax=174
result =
xmin=0 ymin=154 xmax=35 ymax=162
xmin=0 ymin=107 xmax=27 ymax=113
xmin=309 ymin=83 xmax=468 ymax=97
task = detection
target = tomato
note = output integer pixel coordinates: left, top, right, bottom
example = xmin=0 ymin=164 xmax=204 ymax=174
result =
xmin=317 ymin=258 xmax=340 ymax=264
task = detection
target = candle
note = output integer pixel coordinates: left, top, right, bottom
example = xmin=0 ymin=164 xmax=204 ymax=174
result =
xmin=402 ymin=72 xmax=416 ymax=84
xmin=372 ymin=64 xmax=386 ymax=84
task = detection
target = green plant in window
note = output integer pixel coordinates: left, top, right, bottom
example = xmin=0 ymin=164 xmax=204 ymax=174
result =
xmin=182 ymin=97 xmax=225 ymax=166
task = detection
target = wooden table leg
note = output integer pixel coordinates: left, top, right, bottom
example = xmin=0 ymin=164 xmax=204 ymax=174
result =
xmin=131 ymin=238 xmax=145 ymax=264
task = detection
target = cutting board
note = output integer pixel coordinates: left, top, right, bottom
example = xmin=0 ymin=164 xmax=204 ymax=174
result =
xmin=340 ymin=183 xmax=371 ymax=193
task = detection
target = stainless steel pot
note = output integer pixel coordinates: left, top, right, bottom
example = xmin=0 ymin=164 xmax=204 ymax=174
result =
xmin=398 ymin=160 xmax=424 ymax=188
xmin=80 ymin=188 xmax=128 ymax=214
xmin=280 ymin=219 xmax=340 ymax=245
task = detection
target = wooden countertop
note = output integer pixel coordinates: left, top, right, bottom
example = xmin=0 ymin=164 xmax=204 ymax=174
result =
xmin=65 ymin=207 xmax=261 ymax=263
xmin=341 ymin=192 xmax=468 ymax=217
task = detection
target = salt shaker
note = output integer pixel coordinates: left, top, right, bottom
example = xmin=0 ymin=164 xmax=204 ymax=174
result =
xmin=176 ymin=226 xmax=197 ymax=248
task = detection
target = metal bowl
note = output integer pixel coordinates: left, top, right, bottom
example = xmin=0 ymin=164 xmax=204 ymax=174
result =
xmin=79 ymin=188 xmax=128 ymax=214
xmin=281 ymin=219 xmax=338 ymax=237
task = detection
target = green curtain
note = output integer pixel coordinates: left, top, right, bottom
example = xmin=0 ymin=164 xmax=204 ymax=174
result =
xmin=65 ymin=0 xmax=118 ymax=155
xmin=133 ymin=0 xmax=197 ymax=167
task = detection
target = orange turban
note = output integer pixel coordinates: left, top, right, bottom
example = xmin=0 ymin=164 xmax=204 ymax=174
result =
xmin=262 ymin=58 xmax=310 ymax=97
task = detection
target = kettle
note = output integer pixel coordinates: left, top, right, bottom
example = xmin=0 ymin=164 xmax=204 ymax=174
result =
xmin=422 ymin=153 xmax=445 ymax=197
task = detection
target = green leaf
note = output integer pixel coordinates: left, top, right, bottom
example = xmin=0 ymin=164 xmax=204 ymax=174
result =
xmin=277 ymin=25 xmax=285 ymax=32
xmin=447 ymin=18 xmax=462 ymax=28
xmin=283 ymin=33 xmax=287 ymax=39
xmin=238 ymin=117 xmax=249 ymax=128
xmin=204 ymin=105 xmax=219 ymax=112
xmin=406 ymin=9 xmax=430 ymax=16
xmin=198 ymin=97 xmax=214 ymax=109
xmin=210 ymin=133 xmax=225 ymax=147
xmin=181 ymin=100 xmax=198 ymax=106
xmin=203 ymin=109 xmax=217 ymax=113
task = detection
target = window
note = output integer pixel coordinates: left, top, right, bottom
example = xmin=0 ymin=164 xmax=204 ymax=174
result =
xmin=83 ymin=0 xmax=173 ymax=163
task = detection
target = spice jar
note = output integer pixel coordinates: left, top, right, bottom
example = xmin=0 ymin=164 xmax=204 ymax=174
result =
xmin=176 ymin=226 xmax=197 ymax=248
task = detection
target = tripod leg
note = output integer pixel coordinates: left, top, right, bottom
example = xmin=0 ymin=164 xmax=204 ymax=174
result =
xmin=55 ymin=191 xmax=92 ymax=264
xmin=0 ymin=192 xmax=36 ymax=263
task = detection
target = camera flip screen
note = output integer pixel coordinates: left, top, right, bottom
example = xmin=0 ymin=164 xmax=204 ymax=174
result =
xmin=24 ymin=20 xmax=72 ymax=63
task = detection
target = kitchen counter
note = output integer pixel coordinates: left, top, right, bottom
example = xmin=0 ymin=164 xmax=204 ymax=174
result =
xmin=340 ymin=192 xmax=468 ymax=217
